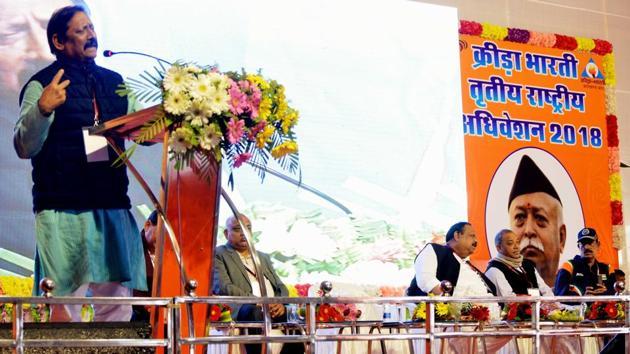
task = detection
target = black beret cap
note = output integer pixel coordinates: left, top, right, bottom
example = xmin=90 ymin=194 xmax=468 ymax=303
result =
xmin=508 ymin=155 xmax=562 ymax=209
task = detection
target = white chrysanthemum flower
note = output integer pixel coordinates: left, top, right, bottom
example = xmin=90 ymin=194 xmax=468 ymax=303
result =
xmin=185 ymin=100 xmax=212 ymax=127
xmin=199 ymin=123 xmax=222 ymax=150
xmin=164 ymin=91 xmax=191 ymax=115
xmin=188 ymin=74 xmax=213 ymax=101
xmin=163 ymin=66 xmax=193 ymax=94
xmin=208 ymin=72 xmax=230 ymax=91
xmin=169 ymin=127 xmax=192 ymax=154
xmin=207 ymin=86 xmax=230 ymax=114
xmin=184 ymin=64 xmax=202 ymax=73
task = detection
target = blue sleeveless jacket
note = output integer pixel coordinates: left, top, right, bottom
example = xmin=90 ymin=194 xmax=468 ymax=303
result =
xmin=20 ymin=58 xmax=130 ymax=211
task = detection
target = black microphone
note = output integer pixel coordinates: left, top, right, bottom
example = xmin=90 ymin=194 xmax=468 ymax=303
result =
xmin=102 ymin=50 xmax=172 ymax=66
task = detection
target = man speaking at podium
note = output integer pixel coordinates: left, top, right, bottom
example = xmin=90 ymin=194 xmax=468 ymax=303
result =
xmin=13 ymin=5 xmax=146 ymax=321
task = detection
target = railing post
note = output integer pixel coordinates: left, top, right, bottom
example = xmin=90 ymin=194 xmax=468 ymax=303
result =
xmin=184 ymin=281 xmax=198 ymax=354
xmin=12 ymin=302 xmax=24 ymax=354
xmin=425 ymin=300 xmax=435 ymax=354
xmin=308 ymin=300 xmax=317 ymax=354
xmin=164 ymin=301 xmax=172 ymax=354
xmin=533 ymin=299 xmax=540 ymax=354
xmin=172 ymin=302 xmax=181 ymax=354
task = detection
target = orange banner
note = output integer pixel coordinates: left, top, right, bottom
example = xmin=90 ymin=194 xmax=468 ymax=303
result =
xmin=459 ymin=35 xmax=616 ymax=288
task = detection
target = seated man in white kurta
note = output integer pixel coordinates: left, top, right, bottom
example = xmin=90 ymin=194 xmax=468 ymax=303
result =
xmin=408 ymin=222 xmax=497 ymax=298
xmin=408 ymin=222 xmax=509 ymax=354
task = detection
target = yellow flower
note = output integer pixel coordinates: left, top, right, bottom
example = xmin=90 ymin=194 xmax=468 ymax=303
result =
xmin=575 ymin=37 xmax=595 ymax=52
xmin=435 ymin=303 xmax=450 ymax=318
xmin=276 ymin=85 xmax=285 ymax=98
xmin=256 ymin=125 xmax=275 ymax=149
xmin=259 ymin=97 xmax=272 ymax=122
xmin=603 ymin=53 xmax=616 ymax=87
xmin=286 ymin=285 xmax=299 ymax=298
xmin=0 ymin=276 xmax=33 ymax=296
xmin=481 ymin=23 xmax=508 ymax=41
xmin=281 ymin=108 xmax=299 ymax=134
xmin=247 ymin=74 xmax=270 ymax=91
xmin=610 ymin=173 xmax=622 ymax=201
xmin=271 ymin=141 xmax=298 ymax=159
xmin=413 ymin=303 xmax=426 ymax=320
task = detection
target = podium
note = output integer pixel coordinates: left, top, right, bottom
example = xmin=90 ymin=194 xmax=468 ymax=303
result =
xmin=91 ymin=105 xmax=221 ymax=352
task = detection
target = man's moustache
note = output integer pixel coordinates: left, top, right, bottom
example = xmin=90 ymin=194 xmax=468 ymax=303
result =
xmin=84 ymin=38 xmax=98 ymax=49
xmin=520 ymin=236 xmax=545 ymax=253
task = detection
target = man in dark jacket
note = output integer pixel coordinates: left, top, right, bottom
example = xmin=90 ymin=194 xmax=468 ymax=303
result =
xmin=14 ymin=4 xmax=145 ymax=321
xmin=407 ymin=221 xmax=496 ymax=297
xmin=554 ymin=227 xmax=614 ymax=296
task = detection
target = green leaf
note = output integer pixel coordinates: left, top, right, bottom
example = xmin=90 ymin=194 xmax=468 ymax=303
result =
xmin=136 ymin=108 xmax=170 ymax=143
xmin=111 ymin=143 xmax=138 ymax=168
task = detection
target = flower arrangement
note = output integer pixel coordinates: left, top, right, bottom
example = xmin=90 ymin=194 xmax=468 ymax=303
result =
xmin=0 ymin=275 xmax=32 ymax=296
xmin=286 ymin=283 xmax=313 ymax=319
xmin=121 ymin=63 xmax=300 ymax=183
xmin=502 ymin=302 xmax=532 ymax=321
xmin=294 ymin=283 xmax=312 ymax=297
xmin=459 ymin=303 xmax=490 ymax=322
xmin=316 ymin=303 xmax=362 ymax=322
xmin=209 ymin=304 xmax=232 ymax=322
xmin=0 ymin=276 xmax=49 ymax=323
xmin=412 ymin=301 xmax=451 ymax=322
xmin=286 ymin=284 xmax=299 ymax=298
xmin=0 ymin=304 xmax=49 ymax=324
xmin=545 ymin=307 xmax=583 ymax=322
xmin=585 ymin=301 xmax=625 ymax=321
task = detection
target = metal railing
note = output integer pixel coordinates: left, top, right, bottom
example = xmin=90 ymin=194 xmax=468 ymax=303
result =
xmin=177 ymin=294 xmax=630 ymax=354
xmin=1 ymin=295 xmax=629 ymax=353
xmin=0 ymin=296 xmax=172 ymax=354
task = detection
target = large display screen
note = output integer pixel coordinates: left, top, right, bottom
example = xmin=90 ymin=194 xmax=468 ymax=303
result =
xmin=0 ymin=0 xmax=464 ymax=286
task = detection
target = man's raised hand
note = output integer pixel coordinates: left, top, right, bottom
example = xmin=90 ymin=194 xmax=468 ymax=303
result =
xmin=37 ymin=69 xmax=70 ymax=116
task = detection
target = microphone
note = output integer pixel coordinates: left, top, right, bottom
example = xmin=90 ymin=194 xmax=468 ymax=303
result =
xmin=102 ymin=50 xmax=172 ymax=66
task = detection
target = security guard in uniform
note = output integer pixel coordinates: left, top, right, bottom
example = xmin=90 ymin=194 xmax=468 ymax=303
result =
xmin=554 ymin=227 xmax=614 ymax=296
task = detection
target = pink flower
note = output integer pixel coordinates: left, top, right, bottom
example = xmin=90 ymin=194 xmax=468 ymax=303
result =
xmin=233 ymin=153 xmax=252 ymax=168
xmin=229 ymin=82 xmax=249 ymax=116
xmin=248 ymin=121 xmax=266 ymax=140
xmin=236 ymin=80 xmax=262 ymax=119
xmin=247 ymin=85 xmax=262 ymax=119
xmin=227 ymin=118 xmax=245 ymax=144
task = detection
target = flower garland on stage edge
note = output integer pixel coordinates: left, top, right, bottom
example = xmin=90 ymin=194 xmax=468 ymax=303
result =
xmin=585 ymin=301 xmax=625 ymax=321
xmin=460 ymin=20 xmax=624 ymax=249
xmin=0 ymin=276 xmax=49 ymax=323
xmin=118 ymin=63 xmax=301 ymax=186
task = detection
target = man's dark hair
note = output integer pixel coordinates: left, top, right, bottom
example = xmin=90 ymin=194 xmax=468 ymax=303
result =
xmin=47 ymin=5 xmax=88 ymax=56
xmin=445 ymin=221 xmax=471 ymax=242
xmin=614 ymin=269 xmax=625 ymax=277
xmin=494 ymin=229 xmax=514 ymax=247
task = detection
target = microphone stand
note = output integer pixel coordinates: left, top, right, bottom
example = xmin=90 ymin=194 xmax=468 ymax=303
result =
xmin=103 ymin=50 xmax=172 ymax=71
